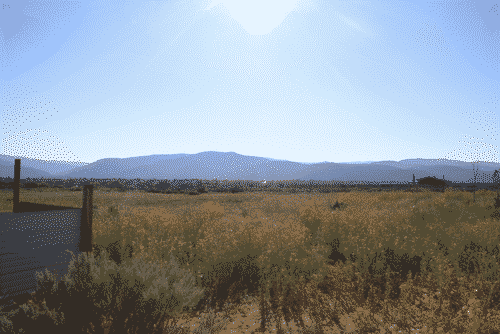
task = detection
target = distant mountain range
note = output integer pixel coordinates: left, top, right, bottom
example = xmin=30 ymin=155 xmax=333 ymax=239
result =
xmin=1 ymin=152 xmax=499 ymax=184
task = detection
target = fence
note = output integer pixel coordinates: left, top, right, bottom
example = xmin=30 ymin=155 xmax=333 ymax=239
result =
xmin=0 ymin=159 xmax=93 ymax=307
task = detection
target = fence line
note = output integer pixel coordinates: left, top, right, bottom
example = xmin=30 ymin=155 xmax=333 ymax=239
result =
xmin=0 ymin=159 xmax=93 ymax=307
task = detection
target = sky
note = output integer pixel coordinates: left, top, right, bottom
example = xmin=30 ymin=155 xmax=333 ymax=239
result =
xmin=1 ymin=0 xmax=499 ymax=166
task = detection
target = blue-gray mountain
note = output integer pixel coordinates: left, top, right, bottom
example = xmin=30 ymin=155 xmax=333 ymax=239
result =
xmin=0 ymin=152 xmax=499 ymax=184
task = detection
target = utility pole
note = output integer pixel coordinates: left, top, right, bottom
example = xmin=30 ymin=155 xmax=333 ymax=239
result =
xmin=474 ymin=162 xmax=477 ymax=203
xmin=471 ymin=160 xmax=483 ymax=203
xmin=439 ymin=129 xmax=499 ymax=205
xmin=470 ymin=160 xmax=494 ymax=203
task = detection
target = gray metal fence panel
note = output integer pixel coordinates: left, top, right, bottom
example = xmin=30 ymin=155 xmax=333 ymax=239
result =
xmin=0 ymin=209 xmax=85 ymax=301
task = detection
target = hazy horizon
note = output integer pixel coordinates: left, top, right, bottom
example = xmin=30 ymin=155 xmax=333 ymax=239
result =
xmin=0 ymin=151 xmax=466 ymax=166
xmin=2 ymin=0 xmax=499 ymax=164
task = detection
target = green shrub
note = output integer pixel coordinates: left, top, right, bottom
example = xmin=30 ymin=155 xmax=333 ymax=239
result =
xmin=1 ymin=246 xmax=205 ymax=333
xmin=0 ymin=299 xmax=67 ymax=334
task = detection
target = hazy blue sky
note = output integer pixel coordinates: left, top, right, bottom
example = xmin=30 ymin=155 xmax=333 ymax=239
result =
xmin=1 ymin=0 xmax=499 ymax=165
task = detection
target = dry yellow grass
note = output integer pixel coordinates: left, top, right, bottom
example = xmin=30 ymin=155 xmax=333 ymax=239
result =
xmin=2 ymin=185 xmax=500 ymax=333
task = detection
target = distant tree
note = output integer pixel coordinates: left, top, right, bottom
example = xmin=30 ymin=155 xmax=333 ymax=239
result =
xmin=417 ymin=176 xmax=447 ymax=188
xmin=493 ymin=169 xmax=500 ymax=184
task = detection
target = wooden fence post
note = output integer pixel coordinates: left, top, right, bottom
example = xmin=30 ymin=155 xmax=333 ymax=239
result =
xmin=80 ymin=184 xmax=93 ymax=254
xmin=13 ymin=159 xmax=20 ymax=213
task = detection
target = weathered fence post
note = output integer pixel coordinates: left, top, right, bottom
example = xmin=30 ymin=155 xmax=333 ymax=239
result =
xmin=1 ymin=160 xmax=99 ymax=304
xmin=80 ymin=184 xmax=93 ymax=254
xmin=13 ymin=159 xmax=20 ymax=213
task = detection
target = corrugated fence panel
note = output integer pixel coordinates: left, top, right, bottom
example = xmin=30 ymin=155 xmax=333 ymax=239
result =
xmin=0 ymin=209 xmax=85 ymax=301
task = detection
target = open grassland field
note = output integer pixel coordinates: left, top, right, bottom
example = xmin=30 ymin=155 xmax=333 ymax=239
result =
xmin=2 ymin=185 xmax=500 ymax=333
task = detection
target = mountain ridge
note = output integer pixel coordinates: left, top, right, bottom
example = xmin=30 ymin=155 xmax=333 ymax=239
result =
xmin=0 ymin=152 xmax=499 ymax=184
